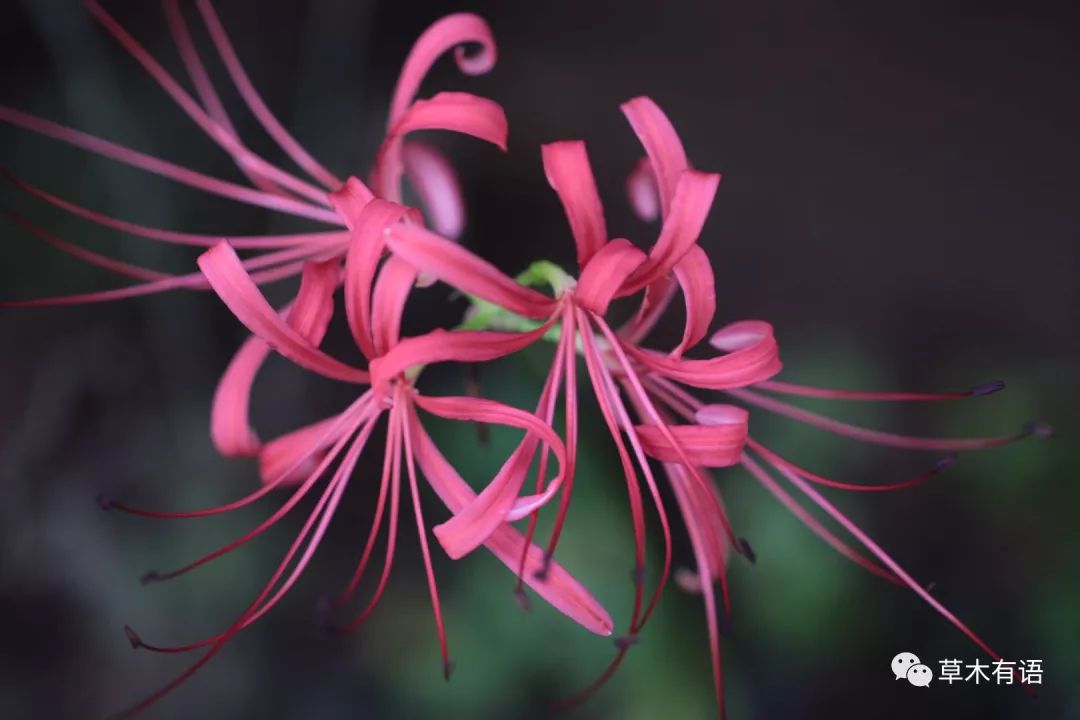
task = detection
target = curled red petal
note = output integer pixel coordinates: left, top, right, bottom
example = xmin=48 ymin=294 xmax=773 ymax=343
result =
xmin=386 ymin=223 xmax=556 ymax=318
xmin=624 ymin=320 xmax=781 ymax=390
xmin=210 ymin=259 xmax=337 ymax=457
xmin=575 ymin=239 xmax=646 ymax=315
xmin=636 ymin=421 xmax=747 ymax=467
xmin=665 ymin=462 xmax=731 ymax=588
xmin=406 ymin=406 xmax=613 ymax=636
xmin=389 ymin=14 xmax=497 ymax=126
xmin=211 ymin=336 xmax=269 ymax=457
xmin=620 ymin=97 xmax=689 ymax=218
xmin=327 ymin=176 xmax=377 ymax=229
xmin=197 ymin=242 xmax=367 ymax=383
xmin=623 ymin=169 xmax=721 ymax=292
xmin=414 ymin=393 xmax=567 ymax=559
xmin=669 ymin=245 xmax=716 ymax=356
xmin=541 ymin=141 xmax=608 ymax=268
xmin=374 ymin=92 xmax=508 ymax=200
xmin=341 ymin=199 xmax=410 ymax=359
xmin=257 ymin=416 xmax=340 ymax=486
xmin=371 ymin=255 xmax=418 ymax=356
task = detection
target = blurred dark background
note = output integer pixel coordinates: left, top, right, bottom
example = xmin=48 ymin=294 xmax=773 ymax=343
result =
xmin=1 ymin=1 xmax=1077 ymax=718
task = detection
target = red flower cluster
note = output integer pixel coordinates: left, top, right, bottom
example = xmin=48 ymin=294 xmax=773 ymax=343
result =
xmin=1 ymin=3 xmax=1048 ymax=717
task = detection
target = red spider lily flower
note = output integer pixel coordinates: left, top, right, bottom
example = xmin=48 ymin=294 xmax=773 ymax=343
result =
xmin=380 ymin=96 xmax=1049 ymax=714
xmin=1 ymin=2 xmax=507 ymax=463
xmin=103 ymin=191 xmax=612 ymax=717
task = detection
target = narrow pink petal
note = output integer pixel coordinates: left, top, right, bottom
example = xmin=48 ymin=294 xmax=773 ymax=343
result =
xmin=340 ymin=199 xmax=410 ymax=359
xmin=197 ymin=242 xmax=368 ymax=383
xmin=414 ymin=393 xmax=567 ymax=559
xmin=210 ymin=258 xmax=337 ymax=457
xmin=211 ymin=335 xmax=270 ymax=457
xmin=626 ymin=156 xmax=659 ymax=222
xmin=406 ymin=404 xmax=613 ymax=636
xmin=0 ymin=106 xmax=340 ymax=224
xmin=541 ymin=141 xmax=608 ymax=268
xmin=620 ymin=97 xmax=689 ymax=217
xmin=194 ymin=0 xmax=342 ymax=189
xmin=369 ymin=325 xmax=549 ymax=392
xmin=623 ymin=320 xmax=781 ymax=390
xmin=402 ymin=141 xmax=465 ymax=239
xmin=386 ymin=223 xmax=556 ymax=318
xmin=389 ymin=14 xmax=496 ymax=125
xmin=327 ymin=176 xmax=376 ymax=229
xmin=622 ymin=169 xmax=721 ymax=292
xmin=636 ymin=423 xmax=747 ymax=466
xmin=664 ymin=462 xmax=730 ymax=586
xmin=620 ymin=276 xmax=677 ymax=344
xmin=669 ymin=245 xmax=716 ymax=356
xmin=257 ymin=416 xmax=340 ymax=486
xmin=287 ymin=259 xmax=339 ymax=340
xmin=371 ymin=256 xmax=418 ymax=356
xmin=374 ymin=92 xmax=508 ymax=200
xmin=574 ymin=239 xmax=646 ymax=315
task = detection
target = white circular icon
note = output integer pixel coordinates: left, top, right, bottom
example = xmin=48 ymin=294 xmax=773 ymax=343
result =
xmin=906 ymin=663 xmax=933 ymax=687
xmin=891 ymin=651 xmax=921 ymax=680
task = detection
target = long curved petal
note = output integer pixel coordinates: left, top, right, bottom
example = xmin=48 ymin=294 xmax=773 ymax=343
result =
xmin=575 ymin=239 xmax=645 ymax=315
xmin=340 ymin=199 xmax=410 ymax=359
xmin=414 ymin=393 xmax=567 ymax=559
xmin=389 ymin=14 xmax=497 ymax=126
xmin=406 ymin=405 xmax=612 ymax=636
xmin=198 ymin=242 xmax=367 ymax=383
xmin=636 ymin=410 xmax=748 ymax=467
xmin=624 ymin=320 xmax=781 ymax=390
xmin=374 ymin=92 xmax=507 ymax=200
xmin=620 ymin=96 xmax=689 ymax=218
xmin=670 ymin=245 xmax=716 ymax=356
xmin=622 ymin=169 xmax=720 ymax=293
xmin=541 ymin=141 xmax=607 ymax=268
xmin=386 ymin=223 xmax=556 ymax=318
xmin=209 ymin=258 xmax=338 ymax=456
xmin=369 ymin=324 xmax=551 ymax=393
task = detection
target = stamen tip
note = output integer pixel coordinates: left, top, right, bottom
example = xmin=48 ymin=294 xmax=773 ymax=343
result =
xmin=1024 ymin=421 xmax=1053 ymax=439
xmin=738 ymin=537 xmax=757 ymax=565
xmin=631 ymin=564 xmax=646 ymax=586
xmin=970 ymin=380 xmax=1005 ymax=396
xmin=614 ymin=633 xmax=640 ymax=650
xmin=513 ymin=586 xmax=532 ymax=613
xmin=719 ymin=615 xmax=734 ymax=636
xmin=533 ymin=551 xmax=552 ymax=582
xmin=935 ymin=453 xmax=959 ymax=471
xmin=443 ymin=660 xmax=454 ymax=681
xmin=95 ymin=493 xmax=114 ymax=511
xmin=139 ymin=570 xmax=161 ymax=585
xmin=122 ymin=624 xmax=143 ymax=649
